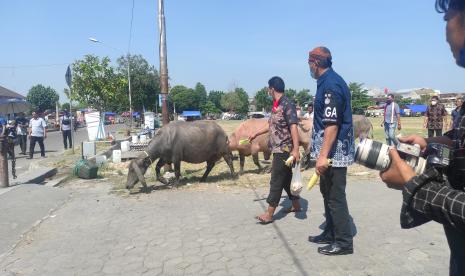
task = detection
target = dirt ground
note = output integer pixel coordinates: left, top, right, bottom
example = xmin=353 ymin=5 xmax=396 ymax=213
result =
xmin=99 ymin=117 xmax=430 ymax=194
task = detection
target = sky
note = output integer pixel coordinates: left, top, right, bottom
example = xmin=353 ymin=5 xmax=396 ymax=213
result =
xmin=1 ymin=0 xmax=464 ymax=103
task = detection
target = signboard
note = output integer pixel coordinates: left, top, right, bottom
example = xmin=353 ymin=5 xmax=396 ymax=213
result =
xmin=65 ymin=65 xmax=72 ymax=87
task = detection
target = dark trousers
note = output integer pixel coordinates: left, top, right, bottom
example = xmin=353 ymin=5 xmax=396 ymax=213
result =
xmin=428 ymin=129 xmax=443 ymax=138
xmin=267 ymin=152 xmax=299 ymax=207
xmin=18 ymin=134 xmax=27 ymax=154
xmin=444 ymin=225 xmax=465 ymax=276
xmin=29 ymin=136 xmax=45 ymax=157
xmin=319 ymin=167 xmax=353 ymax=248
xmin=62 ymin=130 xmax=72 ymax=149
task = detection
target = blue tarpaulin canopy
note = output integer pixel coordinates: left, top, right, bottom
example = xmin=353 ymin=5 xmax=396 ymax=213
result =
xmin=405 ymin=105 xmax=427 ymax=113
xmin=182 ymin=111 xmax=201 ymax=117
xmin=104 ymin=112 xmax=116 ymax=116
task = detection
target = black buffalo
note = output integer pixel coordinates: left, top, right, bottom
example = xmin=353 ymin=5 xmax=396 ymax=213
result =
xmin=126 ymin=121 xmax=235 ymax=189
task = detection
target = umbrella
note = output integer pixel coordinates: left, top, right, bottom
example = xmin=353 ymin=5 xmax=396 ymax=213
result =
xmin=0 ymin=98 xmax=30 ymax=115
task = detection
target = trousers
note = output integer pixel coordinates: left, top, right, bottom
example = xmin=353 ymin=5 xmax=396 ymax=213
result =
xmin=319 ymin=167 xmax=353 ymax=247
xmin=384 ymin=122 xmax=398 ymax=146
xmin=266 ymin=152 xmax=299 ymax=207
xmin=29 ymin=136 xmax=45 ymax=157
xmin=444 ymin=225 xmax=465 ymax=276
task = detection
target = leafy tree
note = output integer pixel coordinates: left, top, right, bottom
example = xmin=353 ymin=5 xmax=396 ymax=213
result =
xmin=254 ymin=87 xmax=272 ymax=112
xmin=72 ymin=55 xmax=126 ymax=112
xmin=169 ymin=85 xmax=200 ymax=112
xmin=27 ymin=84 xmax=59 ymax=112
xmin=415 ymin=94 xmax=430 ymax=105
xmin=349 ymin=82 xmax=372 ymax=115
xmin=295 ymin=89 xmax=312 ymax=106
xmin=117 ymin=54 xmax=160 ymax=112
xmin=221 ymin=88 xmax=249 ymax=114
xmin=397 ymin=97 xmax=415 ymax=107
xmin=195 ymin=82 xmax=207 ymax=109
xmin=208 ymin=90 xmax=225 ymax=111
xmin=202 ymin=101 xmax=220 ymax=116
xmin=284 ymin=89 xmax=297 ymax=103
xmin=61 ymin=103 xmax=70 ymax=111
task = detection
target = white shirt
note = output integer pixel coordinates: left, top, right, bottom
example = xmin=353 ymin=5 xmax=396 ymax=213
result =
xmin=29 ymin=118 xmax=47 ymax=137
xmin=60 ymin=115 xmax=71 ymax=131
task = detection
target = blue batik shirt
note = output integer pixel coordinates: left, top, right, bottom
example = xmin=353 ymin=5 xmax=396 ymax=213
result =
xmin=310 ymin=68 xmax=355 ymax=167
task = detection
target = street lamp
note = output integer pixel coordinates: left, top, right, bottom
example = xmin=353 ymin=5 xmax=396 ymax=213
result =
xmin=88 ymin=37 xmax=133 ymax=130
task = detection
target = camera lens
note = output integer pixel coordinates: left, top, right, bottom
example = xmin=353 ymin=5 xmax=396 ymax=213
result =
xmin=355 ymin=139 xmax=391 ymax=171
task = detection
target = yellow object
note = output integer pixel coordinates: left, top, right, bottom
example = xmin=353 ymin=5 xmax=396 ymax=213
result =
xmin=239 ymin=138 xmax=250 ymax=145
xmin=307 ymin=159 xmax=332 ymax=190
xmin=285 ymin=156 xmax=295 ymax=167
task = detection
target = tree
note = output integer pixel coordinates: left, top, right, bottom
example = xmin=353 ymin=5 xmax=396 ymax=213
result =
xmin=295 ymin=89 xmax=312 ymax=106
xmin=208 ymin=90 xmax=225 ymax=111
xmin=27 ymin=84 xmax=59 ymax=112
xmin=254 ymin=87 xmax=272 ymax=112
xmin=117 ymin=54 xmax=160 ymax=112
xmin=349 ymin=82 xmax=372 ymax=115
xmin=61 ymin=103 xmax=70 ymax=111
xmin=72 ymin=55 xmax=126 ymax=112
xmin=397 ymin=97 xmax=415 ymax=107
xmin=195 ymin=82 xmax=207 ymax=109
xmin=169 ymin=85 xmax=200 ymax=112
xmin=202 ymin=101 xmax=220 ymax=116
xmin=284 ymin=89 xmax=297 ymax=103
xmin=221 ymin=88 xmax=249 ymax=114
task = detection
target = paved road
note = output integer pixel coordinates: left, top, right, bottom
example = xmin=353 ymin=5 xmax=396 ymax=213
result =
xmin=0 ymin=178 xmax=449 ymax=275
xmin=8 ymin=124 xmax=124 ymax=178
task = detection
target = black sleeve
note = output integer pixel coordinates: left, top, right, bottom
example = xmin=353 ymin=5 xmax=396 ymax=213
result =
xmin=401 ymin=168 xmax=465 ymax=232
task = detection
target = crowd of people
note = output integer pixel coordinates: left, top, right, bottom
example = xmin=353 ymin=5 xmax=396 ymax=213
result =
xmin=250 ymin=0 xmax=465 ymax=275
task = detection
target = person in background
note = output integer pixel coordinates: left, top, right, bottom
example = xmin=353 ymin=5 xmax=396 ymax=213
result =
xmin=5 ymin=120 xmax=17 ymax=159
xmin=303 ymin=102 xmax=314 ymax=120
xmin=60 ymin=110 xmax=72 ymax=150
xmin=28 ymin=111 xmax=47 ymax=159
xmin=424 ymin=95 xmax=448 ymax=137
xmin=0 ymin=116 xmax=6 ymax=136
xmin=15 ymin=112 xmax=28 ymax=155
xmin=450 ymin=97 xmax=463 ymax=130
xmin=381 ymin=93 xmax=401 ymax=146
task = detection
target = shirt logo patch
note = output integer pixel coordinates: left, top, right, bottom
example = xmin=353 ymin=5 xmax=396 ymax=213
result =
xmin=324 ymin=93 xmax=331 ymax=105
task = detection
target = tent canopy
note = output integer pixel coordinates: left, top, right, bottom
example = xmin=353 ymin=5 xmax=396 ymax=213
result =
xmin=182 ymin=111 xmax=201 ymax=117
xmin=405 ymin=105 xmax=427 ymax=113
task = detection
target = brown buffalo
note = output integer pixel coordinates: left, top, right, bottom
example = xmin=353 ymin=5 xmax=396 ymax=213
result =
xmin=353 ymin=114 xmax=374 ymax=140
xmin=229 ymin=118 xmax=313 ymax=173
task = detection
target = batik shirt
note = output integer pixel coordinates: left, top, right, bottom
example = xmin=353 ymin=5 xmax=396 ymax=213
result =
xmin=426 ymin=104 xmax=447 ymax=129
xmin=310 ymin=68 xmax=355 ymax=167
xmin=268 ymin=96 xmax=299 ymax=153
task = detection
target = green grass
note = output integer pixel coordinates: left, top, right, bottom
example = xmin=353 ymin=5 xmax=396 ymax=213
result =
xmin=369 ymin=116 xmax=427 ymax=142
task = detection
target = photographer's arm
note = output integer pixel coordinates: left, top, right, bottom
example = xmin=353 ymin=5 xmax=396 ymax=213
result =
xmin=401 ymin=169 xmax=465 ymax=231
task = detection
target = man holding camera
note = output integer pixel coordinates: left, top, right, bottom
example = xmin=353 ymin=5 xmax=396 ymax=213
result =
xmin=307 ymin=47 xmax=356 ymax=255
xmin=380 ymin=1 xmax=465 ymax=274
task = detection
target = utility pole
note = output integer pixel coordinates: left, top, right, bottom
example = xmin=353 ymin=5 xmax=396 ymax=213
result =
xmin=158 ymin=0 xmax=169 ymax=125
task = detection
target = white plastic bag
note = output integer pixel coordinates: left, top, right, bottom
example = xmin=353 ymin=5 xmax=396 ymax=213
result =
xmin=290 ymin=162 xmax=303 ymax=196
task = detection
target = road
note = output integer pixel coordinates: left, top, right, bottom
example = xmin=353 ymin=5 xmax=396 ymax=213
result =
xmin=0 ymin=178 xmax=449 ymax=275
xmin=8 ymin=124 xmax=124 ymax=178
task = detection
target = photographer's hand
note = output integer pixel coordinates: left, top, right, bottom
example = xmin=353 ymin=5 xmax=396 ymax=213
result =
xmin=398 ymin=135 xmax=427 ymax=150
xmin=379 ymin=148 xmax=416 ymax=190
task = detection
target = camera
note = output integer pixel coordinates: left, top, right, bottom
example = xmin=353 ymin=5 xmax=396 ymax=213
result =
xmin=355 ymin=139 xmax=427 ymax=174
